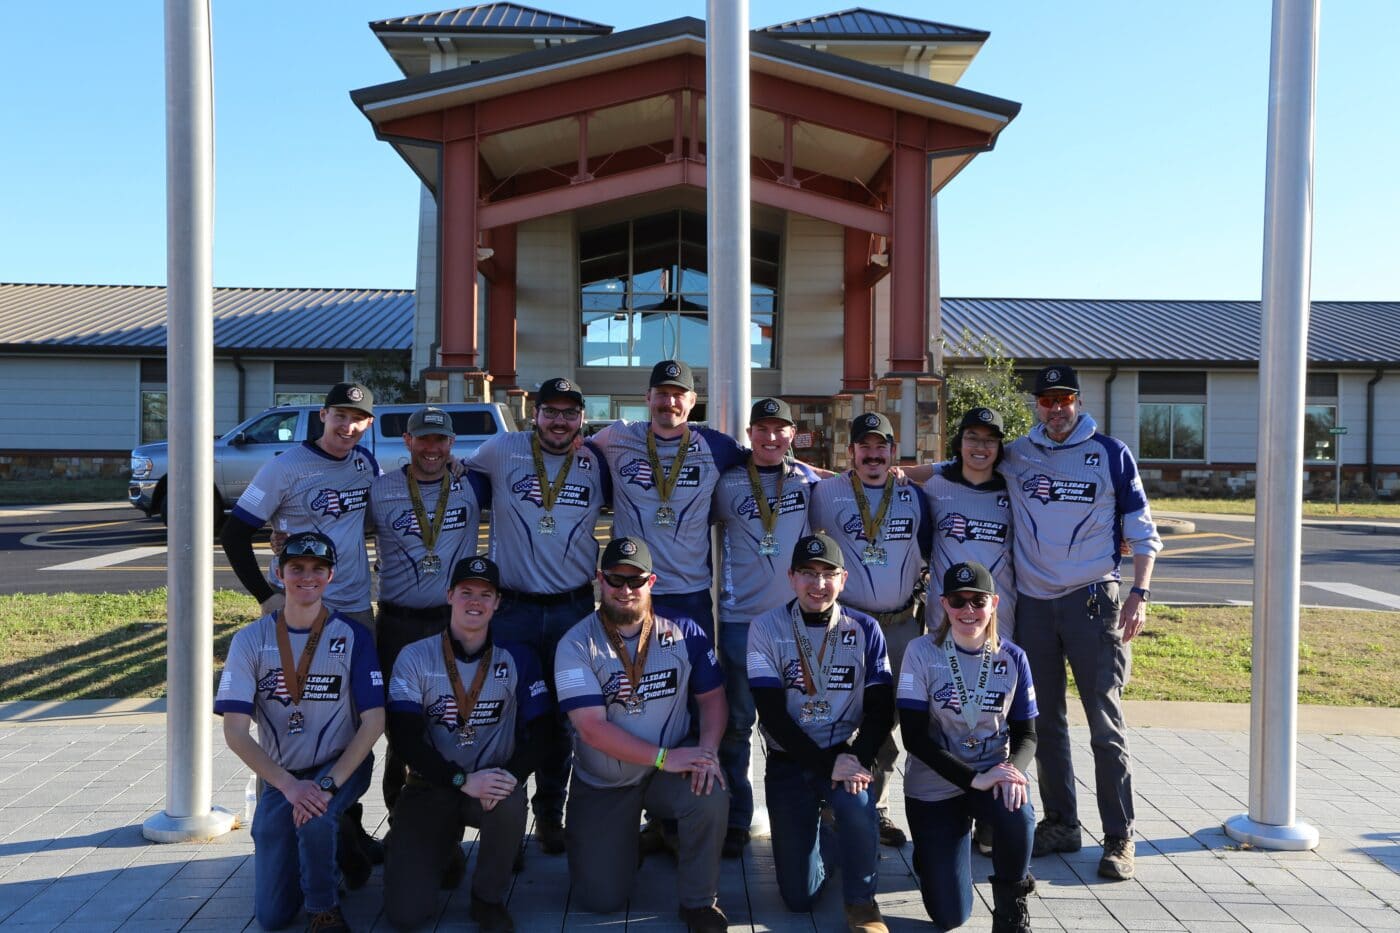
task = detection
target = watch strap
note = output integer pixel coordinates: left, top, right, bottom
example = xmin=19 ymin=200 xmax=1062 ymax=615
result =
xmin=1130 ymin=586 xmax=1150 ymax=601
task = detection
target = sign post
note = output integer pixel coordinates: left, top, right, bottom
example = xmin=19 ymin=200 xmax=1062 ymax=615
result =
xmin=1330 ymin=426 xmax=1348 ymax=513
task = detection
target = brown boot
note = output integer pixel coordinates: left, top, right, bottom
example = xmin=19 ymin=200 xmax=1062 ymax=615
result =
xmin=843 ymin=900 xmax=888 ymax=933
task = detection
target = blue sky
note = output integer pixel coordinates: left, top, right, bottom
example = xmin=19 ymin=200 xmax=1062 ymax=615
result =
xmin=1 ymin=1 xmax=1394 ymax=300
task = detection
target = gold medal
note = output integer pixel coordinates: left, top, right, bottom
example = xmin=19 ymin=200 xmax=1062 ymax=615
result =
xmin=654 ymin=506 xmax=676 ymax=527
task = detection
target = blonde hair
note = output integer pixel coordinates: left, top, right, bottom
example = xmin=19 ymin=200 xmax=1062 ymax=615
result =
xmin=931 ymin=599 xmax=1001 ymax=653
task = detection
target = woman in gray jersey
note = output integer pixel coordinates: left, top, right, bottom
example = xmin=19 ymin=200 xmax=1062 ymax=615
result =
xmin=897 ymin=562 xmax=1038 ymax=933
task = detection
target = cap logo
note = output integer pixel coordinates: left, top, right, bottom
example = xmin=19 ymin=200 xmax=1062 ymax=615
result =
xmin=1045 ymin=369 xmax=1061 ymax=384
xmin=557 ymin=379 xmax=572 ymax=391
xmin=469 ymin=558 xmax=487 ymax=574
xmin=861 ymin=414 xmax=879 ymax=428
xmin=347 ymin=386 xmax=364 ymax=402
xmin=664 ymin=363 xmax=680 ymax=378
xmin=978 ymin=409 xmax=994 ymax=422
xmin=763 ymin=400 xmax=779 ymax=414
xmin=620 ymin=540 xmax=638 ymax=556
xmin=956 ymin=566 xmax=974 ymax=583
xmin=806 ymin=539 xmax=823 ymax=555
xmin=425 ymin=413 xmax=445 ymax=425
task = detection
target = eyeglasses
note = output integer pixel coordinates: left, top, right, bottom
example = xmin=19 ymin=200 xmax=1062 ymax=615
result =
xmin=601 ymin=572 xmax=649 ymax=590
xmin=945 ymin=593 xmax=991 ymax=610
xmin=1036 ymin=393 xmax=1077 ymax=409
xmin=539 ymin=406 xmax=583 ymax=422
xmin=795 ymin=569 xmax=842 ymax=584
xmin=961 ymin=436 xmax=1001 ymax=449
xmin=283 ymin=537 xmax=334 ymax=561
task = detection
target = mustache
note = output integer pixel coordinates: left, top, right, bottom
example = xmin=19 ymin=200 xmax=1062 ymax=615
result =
xmin=861 ymin=457 xmax=887 ymax=466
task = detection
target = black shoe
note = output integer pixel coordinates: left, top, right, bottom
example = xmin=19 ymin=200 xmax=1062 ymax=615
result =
xmin=1032 ymin=816 xmax=1082 ymax=857
xmin=441 ymin=844 xmax=466 ymax=890
xmin=306 ymin=906 xmax=351 ymax=933
xmin=337 ymin=846 xmax=371 ymax=892
xmin=469 ymin=894 xmax=515 ymax=933
xmin=536 ymin=817 xmax=567 ymax=855
xmin=877 ymin=814 xmax=907 ymax=848
xmin=721 ymin=827 xmax=750 ymax=859
xmin=679 ymin=903 xmax=728 ymax=932
xmin=989 ymin=875 xmax=1035 ymax=933
xmin=973 ymin=819 xmax=994 ymax=857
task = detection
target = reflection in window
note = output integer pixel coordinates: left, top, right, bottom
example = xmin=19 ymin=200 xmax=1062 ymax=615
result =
xmin=1304 ymin=404 xmax=1337 ymax=462
xmin=580 ymin=210 xmax=778 ymax=368
xmin=141 ymin=391 xmax=168 ymax=443
xmin=1138 ymin=403 xmax=1205 ymax=460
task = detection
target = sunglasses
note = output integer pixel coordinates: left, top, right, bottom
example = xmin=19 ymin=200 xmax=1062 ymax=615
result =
xmin=283 ymin=537 xmax=334 ymax=560
xmin=602 ymin=572 xmax=649 ymax=590
xmin=1036 ymin=393 xmax=1078 ymax=409
xmin=945 ymin=593 xmax=992 ymax=610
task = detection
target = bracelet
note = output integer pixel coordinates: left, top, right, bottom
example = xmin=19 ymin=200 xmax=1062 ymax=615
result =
xmin=654 ymin=746 xmax=668 ymax=770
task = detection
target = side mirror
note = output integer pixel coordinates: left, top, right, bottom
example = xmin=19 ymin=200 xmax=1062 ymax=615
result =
xmin=228 ymin=432 xmax=249 ymax=447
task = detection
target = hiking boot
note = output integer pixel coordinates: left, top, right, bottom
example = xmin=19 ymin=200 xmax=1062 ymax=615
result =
xmin=1031 ymin=816 xmax=1081 ymax=856
xmin=679 ymin=903 xmax=729 ymax=932
xmin=441 ymin=843 xmax=466 ymax=889
xmin=721 ymin=827 xmax=750 ymax=859
xmin=306 ymin=906 xmax=350 ymax=933
xmin=990 ymin=875 xmax=1035 ymax=933
xmin=877 ymin=814 xmax=907 ymax=848
xmin=974 ymin=819 xmax=994 ymax=857
xmin=535 ymin=817 xmax=567 ymax=855
xmin=843 ymin=900 xmax=889 ymax=933
xmin=1097 ymin=834 xmax=1135 ymax=880
xmin=469 ymin=894 xmax=515 ymax=933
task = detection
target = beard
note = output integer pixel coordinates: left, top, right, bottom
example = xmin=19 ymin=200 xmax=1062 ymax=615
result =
xmin=600 ymin=591 xmax=651 ymax=628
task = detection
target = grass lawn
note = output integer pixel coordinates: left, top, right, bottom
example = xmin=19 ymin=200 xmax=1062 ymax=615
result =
xmin=1153 ymin=496 xmax=1400 ymax=520
xmin=0 ymin=477 xmax=130 ymax=505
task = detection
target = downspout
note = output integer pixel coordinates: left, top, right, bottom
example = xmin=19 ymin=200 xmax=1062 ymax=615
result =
xmin=1366 ymin=368 xmax=1383 ymax=491
xmin=232 ymin=353 xmax=246 ymax=422
xmin=1103 ymin=364 xmax=1118 ymax=437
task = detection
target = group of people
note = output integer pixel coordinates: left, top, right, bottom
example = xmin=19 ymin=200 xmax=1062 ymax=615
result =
xmin=213 ymin=358 xmax=1161 ymax=933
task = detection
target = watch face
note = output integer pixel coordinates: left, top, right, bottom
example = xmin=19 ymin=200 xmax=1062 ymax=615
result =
xmin=318 ymin=777 xmax=335 ymax=791
xmin=452 ymin=772 xmax=466 ymax=788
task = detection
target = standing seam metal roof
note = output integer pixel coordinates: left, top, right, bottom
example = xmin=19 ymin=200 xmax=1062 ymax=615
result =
xmin=372 ymin=4 xmax=611 ymax=33
xmin=762 ymin=7 xmax=988 ymax=41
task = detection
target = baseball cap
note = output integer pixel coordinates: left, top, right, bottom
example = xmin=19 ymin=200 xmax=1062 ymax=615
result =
xmin=537 ymin=377 xmax=585 ymax=408
xmin=957 ymin=407 xmax=1005 ymax=437
xmin=849 ymin=411 xmax=895 ymax=444
xmin=450 ymin=555 xmax=500 ymax=590
xmin=750 ymin=397 xmax=795 ymax=426
xmin=601 ymin=536 xmax=653 ymax=574
xmin=281 ymin=531 xmax=337 ymax=567
xmin=324 ymin=382 xmax=374 ymax=417
xmin=943 ymin=561 xmax=996 ymax=596
xmin=406 ymin=406 xmax=454 ymax=438
xmin=649 ymin=359 xmax=695 ymax=392
xmin=1033 ymin=366 xmax=1080 ymax=395
xmin=791 ymin=532 xmax=844 ymax=570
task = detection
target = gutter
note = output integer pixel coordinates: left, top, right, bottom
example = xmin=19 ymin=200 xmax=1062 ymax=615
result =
xmin=1103 ymin=364 xmax=1118 ymax=436
xmin=232 ymin=354 xmax=246 ymax=422
xmin=1366 ymin=368 xmax=1384 ymax=490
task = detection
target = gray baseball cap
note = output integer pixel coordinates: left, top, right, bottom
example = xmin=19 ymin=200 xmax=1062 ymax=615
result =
xmin=406 ymin=406 xmax=455 ymax=437
xmin=943 ymin=561 xmax=996 ymax=596
xmin=849 ymin=411 xmax=895 ymax=444
xmin=750 ymin=397 xmax=795 ymax=426
xmin=601 ymin=536 xmax=653 ymax=574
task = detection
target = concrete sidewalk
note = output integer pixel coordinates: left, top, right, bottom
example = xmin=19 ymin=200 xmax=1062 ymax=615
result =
xmin=1 ymin=704 xmax=1398 ymax=932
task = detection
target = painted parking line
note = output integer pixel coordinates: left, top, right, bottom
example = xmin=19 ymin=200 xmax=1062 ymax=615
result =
xmin=42 ymin=546 xmax=169 ymax=571
xmin=1304 ymin=582 xmax=1400 ymax=611
xmin=1158 ymin=532 xmax=1254 ymax=558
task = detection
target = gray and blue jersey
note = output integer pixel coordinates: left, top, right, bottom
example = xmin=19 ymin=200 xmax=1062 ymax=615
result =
xmin=215 ymin=612 xmax=384 ymax=771
xmin=897 ymin=635 xmax=1037 ymax=802
xmin=711 ymin=461 xmax=819 ymax=626
xmin=587 ymin=421 xmax=746 ymax=595
xmin=807 ymin=475 xmax=932 ymax=614
xmin=923 ymin=463 xmax=1017 ymax=627
xmin=369 ymin=467 xmax=487 ymax=609
xmin=230 ymin=441 xmax=381 ymax=613
xmin=999 ymin=414 xmax=1162 ymax=599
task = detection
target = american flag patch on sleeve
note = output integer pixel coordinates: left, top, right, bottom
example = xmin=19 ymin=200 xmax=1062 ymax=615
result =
xmin=556 ymin=668 xmax=587 ymax=691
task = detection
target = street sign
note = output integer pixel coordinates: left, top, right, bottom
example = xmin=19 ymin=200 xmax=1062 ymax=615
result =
xmin=1329 ymin=426 xmax=1348 ymax=435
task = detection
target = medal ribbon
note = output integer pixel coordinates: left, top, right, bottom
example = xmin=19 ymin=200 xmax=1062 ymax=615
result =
xmin=942 ymin=636 xmax=994 ymax=733
xmin=746 ymin=458 xmax=786 ymax=538
xmin=441 ymin=631 xmax=492 ymax=732
xmin=646 ymin=425 xmax=692 ymax=506
xmin=274 ymin=608 xmax=328 ymax=707
xmin=406 ymin=471 xmax=451 ymax=559
xmin=849 ymin=472 xmax=894 ymax=546
xmin=530 ymin=431 xmax=574 ymax=514
xmin=789 ymin=602 xmax=839 ymax=700
xmin=601 ymin=613 xmax=655 ymax=703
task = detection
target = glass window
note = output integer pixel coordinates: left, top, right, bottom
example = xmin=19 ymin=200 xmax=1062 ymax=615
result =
xmin=1138 ymin=402 xmax=1205 ymax=460
xmin=141 ymin=391 xmax=168 ymax=443
xmin=1304 ymin=404 xmax=1337 ymax=462
xmin=274 ymin=392 xmax=324 ymax=406
xmin=240 ymin=411 xmax=302 ymax=445
xmin=579 ymin=209 xmax=778 ymax=369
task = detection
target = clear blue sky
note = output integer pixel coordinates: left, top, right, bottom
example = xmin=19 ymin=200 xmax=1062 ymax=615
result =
xmin=1 ymin=1 xmax=1394 ymax=300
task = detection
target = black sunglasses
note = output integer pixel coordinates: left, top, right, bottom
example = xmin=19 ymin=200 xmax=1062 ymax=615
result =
xmin=284 ymin=537 xmax=334 ymax=561
xmin=601 ymin=572 xmax=649 ymax=590
xmin=946 ymin=593 xmax=991 ymax=610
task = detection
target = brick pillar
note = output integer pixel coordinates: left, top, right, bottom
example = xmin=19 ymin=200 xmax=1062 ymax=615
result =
xmin=440 ymin=109 xmax=479 ymax=369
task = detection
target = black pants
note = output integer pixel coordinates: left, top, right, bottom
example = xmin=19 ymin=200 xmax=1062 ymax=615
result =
xmin=376 ymin=601 xmax=453 ymax=813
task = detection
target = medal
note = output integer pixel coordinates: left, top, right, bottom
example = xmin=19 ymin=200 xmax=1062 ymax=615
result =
xmin=274 ymin=608 xmax=327 ymax=740
xmin=943 ymin=636 xmax=995 ymax=750
xmin=758 ymin=533 xmax=779 ymax=557
xmin=861 ymin=544 xmax=887 ymax=566
xmin=530 ymin=433 xmax=573 ymax=537
xmin=962 ymin=735 xmax=982 ymax=750
xmin=442 ymin=631 xmax=492 ymax=755
xmin=746 ymin=459 xmax=787 ymax=558
xmin=601 ymin=614 xmax=655 ymax=718
xmin=624 ymin=693 xmax=646 ymax=715
xmin=420 ymin=553 xmax=442 ymax=576
xmin=789 ymin=603 xmax=839 ymax=731
xmin=537 ymin=515 xmax=556 ymax=535
xmin=287 ymin=709 xmax=305 ymax=736
xmin=850 ymin=472 xmax=894 ymax=567
xmin=406 ymin=470 xmax=451 ymax=583
xmin=456 ymin=724 xmax=477 ymax=748
xmin=654 ymin=506 xmax=676 ymax=527
xmin=646 ymin=425 xmax=690 ymax=529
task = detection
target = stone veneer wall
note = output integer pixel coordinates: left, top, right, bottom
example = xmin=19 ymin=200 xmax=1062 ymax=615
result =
xmin=0 ymin=453 xmax=130 ymax=480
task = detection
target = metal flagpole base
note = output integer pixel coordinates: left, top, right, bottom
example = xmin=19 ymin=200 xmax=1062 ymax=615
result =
xmin=142 ymin=806 xmax=237 ymax=844
xmin=1223 ymin=813 xmax=1318 ymax=851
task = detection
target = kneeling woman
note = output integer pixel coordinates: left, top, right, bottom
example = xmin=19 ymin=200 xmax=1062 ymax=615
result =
xmin=897 ymin=562 xmax=1037 ymax=932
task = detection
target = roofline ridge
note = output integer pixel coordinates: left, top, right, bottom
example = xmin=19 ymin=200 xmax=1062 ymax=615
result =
xmin=371 ymin=2 xmax=612 ymax=32
xmin=761 ymin=5 xmax=988 ymax=39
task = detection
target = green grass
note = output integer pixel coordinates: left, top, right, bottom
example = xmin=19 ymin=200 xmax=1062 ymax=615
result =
xmin=0 ymin=476 xmax=131 ymax=505
xmin=1153 ymin=496 xmax=1400 ymax=520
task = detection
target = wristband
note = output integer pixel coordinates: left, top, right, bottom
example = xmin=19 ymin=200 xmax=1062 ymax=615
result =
xmin=654 ymin=746 xmax=668 ymax=770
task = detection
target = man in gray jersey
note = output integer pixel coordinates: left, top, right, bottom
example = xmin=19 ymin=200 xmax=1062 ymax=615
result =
xmin=999 ymin=365 xmax=1161 ymax=881
xmin=463 ymin=376 xmax=609 ymax=854
xmin=554 ymin=537 xmax=730 ymax=932
xmin=807 ymin=411 xmax=932 ymax=848
xmin=709 ymin=397 xmax=819 ymax=857
xmin=370 ymin=406 xmax=488 ymax=814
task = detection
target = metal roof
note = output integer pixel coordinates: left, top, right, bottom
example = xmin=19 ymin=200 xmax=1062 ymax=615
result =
xmin=762 ymin=7 xmax=988 ymax=42
xmin=0 ymin=284 xmax=413 ymax=355
xmin=372 ymin=4 xmax=611 ymax=34
xmin=942 ymin=297 xmax=1400 ymax=368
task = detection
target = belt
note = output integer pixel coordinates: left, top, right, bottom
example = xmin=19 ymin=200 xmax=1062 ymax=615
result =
xmin=287 ymin=758 xmax=339 ymax=781
xmin=849 ymin=597 xmax=917 ymax=618
xmin=502 ymin=583 xmax=594 ymax=606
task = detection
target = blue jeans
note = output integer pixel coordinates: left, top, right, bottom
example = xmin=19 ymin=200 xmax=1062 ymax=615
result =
xmin=652 ymin=589 xmax=715 ymax=644
xmin=252 ymin=754 xmax=374 ymax=929
xmin=719 ymin=619 xmax=755 ymax=831
xmin=906 ymin=791 xmax=1035 ymax=929
xmin=491 ymin=586 xmax=595 ymax=823
xmin=764 ymin=753 xmax=879 ymax=909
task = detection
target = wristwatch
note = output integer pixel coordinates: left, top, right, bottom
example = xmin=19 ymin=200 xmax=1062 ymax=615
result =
xmin=317 ymin=775 xmax=339 ymax=796
xmin=451 ymin=770 xmax=467 ymax=789
xmin=1129 ymin=586 xmax=1150 ymax=601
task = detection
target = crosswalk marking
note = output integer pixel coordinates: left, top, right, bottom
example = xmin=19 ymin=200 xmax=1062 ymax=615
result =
xmin=1303 ymin=581 xmax=1400 ymax=611
xmin=43 ymin=546 xmax=169 ymax=571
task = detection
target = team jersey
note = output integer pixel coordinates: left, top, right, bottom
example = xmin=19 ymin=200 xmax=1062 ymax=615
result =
xmin=387 ymin=635 xmax=550 ymax=773
xmin=215 ymin=612 xmax=383 ymax=772
xmin=554 ymin=612 xmax=725 ymax=789
xmin=807 ymin=475 xmax=932 ymax=614
xmin=230 ymin=441 xmax=381 ymax=613
xmin=923 ymin=463 xmax=1017 ymax=624
xmin=587 ymin=421 xmax=746 ymax=595
xmin=746 ymin=600 xmax=891 ymax=752
xmin=896 ymin=634 xmax=1037 ymax=802
xmin=465 ymin=432 xmax=609 ymax=594
xmin=368 ymin=468 xmax=487 ymax=609
xmin=711 ymin=461 xmax=819 ymax=625
xmin=999 ymin=414 xmax=1162 ymax=599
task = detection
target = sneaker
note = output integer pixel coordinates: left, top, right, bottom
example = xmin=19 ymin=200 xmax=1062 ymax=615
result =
xmin=441 ymin=844 xmax=466 ymax=889
xmin=1032 ymin=816 xmax=1082 ymax=856
xmin=679 ymin=903 xmax=729 ymax=932
xmin=721 ymin=827 xmax=750 ymax=859
xmin=843 ymin=900 xmax=889 ymax=933
xmin=973 ymin=819 xmax=994 ymax=857
xmin=1098 ymin=834 xmax=1135 ymax=880
xmin=306 ymin=907 xmax=350 ymax=933
xmin=469 ymin=895 xmax=516 ymax=933
xmin=877 ymin=814 xmax=907 ymax=848
xmin=535 ymin=817 xmax=567 ymax=855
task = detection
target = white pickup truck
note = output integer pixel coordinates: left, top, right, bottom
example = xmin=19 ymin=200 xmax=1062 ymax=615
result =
xmin=128 ymin=402 xmax=517 ymax=527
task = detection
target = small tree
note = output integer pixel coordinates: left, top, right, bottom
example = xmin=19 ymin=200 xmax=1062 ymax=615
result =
xmin=940 ymin=329 xmax=1033 ymax=457
xmin=352 ymin=352 xmax=417 ymax=404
